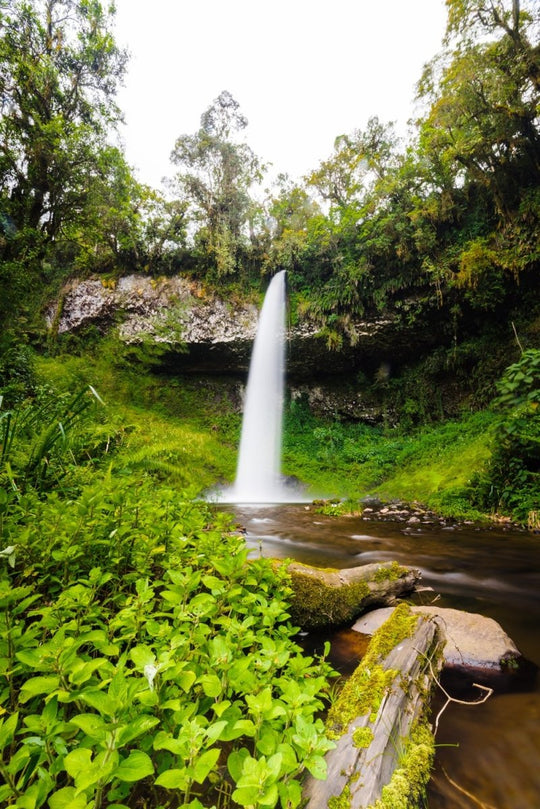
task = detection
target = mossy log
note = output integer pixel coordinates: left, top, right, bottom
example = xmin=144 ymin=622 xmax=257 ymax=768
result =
xmin=303 ymin=604 xmax=444 ymax=809
xmin=284 ymin=560 xmax=421 ymax=630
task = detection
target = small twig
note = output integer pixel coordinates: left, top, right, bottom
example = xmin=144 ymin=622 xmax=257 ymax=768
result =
xmin=441 ymin=766 xmax=498 ymax=809
xmin=433 ymin=682 xmax=493 ymax=736
xmin=415 ymin=647 xmax=494 ymax=735
xmin=511 ymin=320 xmax=524 ymax=354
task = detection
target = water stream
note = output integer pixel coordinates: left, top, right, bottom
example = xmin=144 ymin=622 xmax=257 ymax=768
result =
xmin=215 ymin=265 xmax=540 ymax=805
xmin=224 ymin=502 xmax=540 ymax=809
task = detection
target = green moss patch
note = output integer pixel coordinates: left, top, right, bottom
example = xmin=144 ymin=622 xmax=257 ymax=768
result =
xmin=287 ymin=568 xmax=370 ymax=630
xmin=371 ymin=720 xmax=435 ymax=809
xmin=326 ymin=604 xmax=419 ymax=738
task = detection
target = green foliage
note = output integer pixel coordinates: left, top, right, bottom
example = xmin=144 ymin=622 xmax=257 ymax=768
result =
xmin=470 ymin=349 xmax=540 ymax=521
xmin=33 ymin=350 xmax=240 ymax=493
xmin=0 ymin=377 xmax=336 ymax=808
xmin=0 ymin=385 xmax=107 ymax=499
xmin=283 ymin=397 xmax=496 ymax=520
xmin=0 ymin=338 xmax=36 ymax=407
xmin=0 ymin=0 xmax=128 ymax=326
xmin=171 ymin=91 xmax=264 ymax=280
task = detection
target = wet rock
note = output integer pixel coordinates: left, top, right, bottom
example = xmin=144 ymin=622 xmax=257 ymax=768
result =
xmin=352 ymin=606 xmax=521 ymax=672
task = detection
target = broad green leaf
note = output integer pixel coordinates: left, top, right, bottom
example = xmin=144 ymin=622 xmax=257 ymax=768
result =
xmin=79 ymin=689 xmax=116 ymax=717
xmin=266 ymin=752 xmax=283 ymax=780
xmin=64 ymin=748 xmax=93 ymax=780
xmin=19 ymin=676 xmax=60 ymax=703
xmin=154 ymin=767 xmax=190 ymax=789
xmin=68 ymin=659 xmax=107 ymax=686
xmin=256 ymin=729 xmax=279 ymax=756
xmin=0 ymin=712 xmax=18 ymax=748
xmin=205 ymin=720 xmax=228 ymax=742
xmin=227 ymin=747 xmax=250 ymax=782
xmin=70 ymin=713 xmax=108 ymax=740
xmin=231 ymin=785 xmax=261 ymax=806
xmin=114 ymin=750 xmax=154 ymax=782
xmin=259 ymin=782 xmax=279 ymax=807
xmin=199 ymin=673 xmax=221 ymax=698
xmin=49 ymin=786 xmax=90 ymax=809
xmin=304 ymin=754 xmax=328 ymax=780
xmin=116 ymin=715 xmax=160 ymax=746
xmin=130 ymin=645 xmax=156 ymax=670
xmin=192 ymin=747 xmax=220 ymax=784
xmin=188 ymin=592 xmax=216 ymax=616
xmin=177 ymin=669 xmax=197 ymax=692
xmin=276 ymin=742 xmax=298 ymax=774
xmin=14 ymin=649 xmax=43 ymax=668
xmin=221 ymin=718 xmax=256 ymax=741
xmin=0 ymin=785 xmax=13 ymax=803
xmin=278 ymin=779 xmax=303 ymax=808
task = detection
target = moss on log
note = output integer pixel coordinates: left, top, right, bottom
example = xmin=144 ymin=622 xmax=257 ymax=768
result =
xmin=284 ymin=560 xmax=421 ymax=630
xmin=303 ymin=603 xmax=444 ymax=809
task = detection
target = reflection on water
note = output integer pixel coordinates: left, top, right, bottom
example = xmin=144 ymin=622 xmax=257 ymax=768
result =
xmin=222 ymin=503 xmax=540 ymax=809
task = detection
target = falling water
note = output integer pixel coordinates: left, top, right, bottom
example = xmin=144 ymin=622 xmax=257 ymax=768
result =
xmin=215 ymin=269 xmax=308 ymax=503
xmin=229 ymin=270 xmax=288 ymax=502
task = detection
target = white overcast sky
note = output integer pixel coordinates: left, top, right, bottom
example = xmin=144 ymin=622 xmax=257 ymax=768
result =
xmin=112 ymin=0 xmax=448 ymax=190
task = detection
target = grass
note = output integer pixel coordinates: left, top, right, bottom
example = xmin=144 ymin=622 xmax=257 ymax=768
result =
xmin=282 ymin=401 xmax=496 ymax=518
xmin=34 ymin=352 xmax=240 ymax=495
xmin=34 ymin=348 xmax=498 ymax=521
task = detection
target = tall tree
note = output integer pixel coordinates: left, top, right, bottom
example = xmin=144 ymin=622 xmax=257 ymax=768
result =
xmin=308 ymin=118 xmax=400 ymax=212
xmin=170 ymin=90 xmax=264 ymax=278
xmin=0 ymin=0 xmax=127 ymax=324
xmin=418 ymin=0 xmax=540 ymax=218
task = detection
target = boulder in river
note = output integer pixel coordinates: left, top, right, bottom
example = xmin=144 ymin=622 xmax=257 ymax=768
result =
xmin=352 ymin=605 xmax=521 ymax=673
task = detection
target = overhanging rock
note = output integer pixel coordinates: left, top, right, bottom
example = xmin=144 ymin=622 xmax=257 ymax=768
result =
xmin=46 ymin=274 xmax=437 ymax=380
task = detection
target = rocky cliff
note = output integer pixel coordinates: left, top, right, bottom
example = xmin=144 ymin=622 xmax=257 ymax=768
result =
xmin=47 ymin=274 xmax=442 ymax=422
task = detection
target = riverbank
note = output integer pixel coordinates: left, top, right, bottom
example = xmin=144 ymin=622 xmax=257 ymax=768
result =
xmin=311 ymin=496 xmax=531 ymax=534
xmin=30 ymin=352 xmax=534 ymax=529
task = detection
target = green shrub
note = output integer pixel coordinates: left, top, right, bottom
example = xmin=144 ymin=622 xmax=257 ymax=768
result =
xmin=0 ymin=477 xmax=336 ymax=808
xmin=470 ymin=350 xmax=540 ymax=523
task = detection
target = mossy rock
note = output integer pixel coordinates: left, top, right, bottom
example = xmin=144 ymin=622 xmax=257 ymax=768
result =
xmin=283 ymin=560 xmax=420 ymax=630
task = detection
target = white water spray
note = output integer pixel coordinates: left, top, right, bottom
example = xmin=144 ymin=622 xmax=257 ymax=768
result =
xmin=231 ymin=270 xmax=286 ymax=502
xmin=217 ymin=270 xmax=305 ymax=504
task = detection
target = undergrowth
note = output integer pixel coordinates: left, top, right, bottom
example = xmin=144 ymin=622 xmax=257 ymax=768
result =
xmin=0 ymin=375 xmax=336 ymax=808
xmin=282 ymin=400 xmax=496 ymax=519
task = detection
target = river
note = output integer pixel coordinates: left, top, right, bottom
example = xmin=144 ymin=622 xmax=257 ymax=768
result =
xmin=225 ymin=502 xmax=540 ymax=809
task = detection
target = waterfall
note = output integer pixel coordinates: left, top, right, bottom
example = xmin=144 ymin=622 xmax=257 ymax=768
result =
xmin=230 ymin=270 xmax=287 ymax=502
xmin=214 ymin=269 xmax=307 ymax=503
xmin=209 ymin=269 xmax=302 ymax=503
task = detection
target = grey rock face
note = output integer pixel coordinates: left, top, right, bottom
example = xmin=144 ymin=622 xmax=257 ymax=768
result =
xmin=46 ymin=273 xmax=437 ymax=419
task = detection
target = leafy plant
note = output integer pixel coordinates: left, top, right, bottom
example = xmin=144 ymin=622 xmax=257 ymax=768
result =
xmin=0 ymin=474 xmax=335 ymax=808
xmin=470 ymin=349 xmax=540 ymax=522
xmin=0 ymin=385 xmax=106 ymax=496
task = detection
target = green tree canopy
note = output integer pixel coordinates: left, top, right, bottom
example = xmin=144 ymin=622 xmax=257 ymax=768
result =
xmin=170 ymin=90 xmax=265 ymax=278
xmin=0 ymin=0 xmax=127 ymax=325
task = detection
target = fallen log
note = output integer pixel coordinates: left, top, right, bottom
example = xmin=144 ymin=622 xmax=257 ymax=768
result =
xmin=283 ymin=560 xmax=421 ymax=630
xmin=303 ymin=603 xmax=444 ymax=809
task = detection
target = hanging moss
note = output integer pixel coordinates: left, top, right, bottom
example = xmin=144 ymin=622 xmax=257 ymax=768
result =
xmin=370 ymin=720 xmax=435 ymax=809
